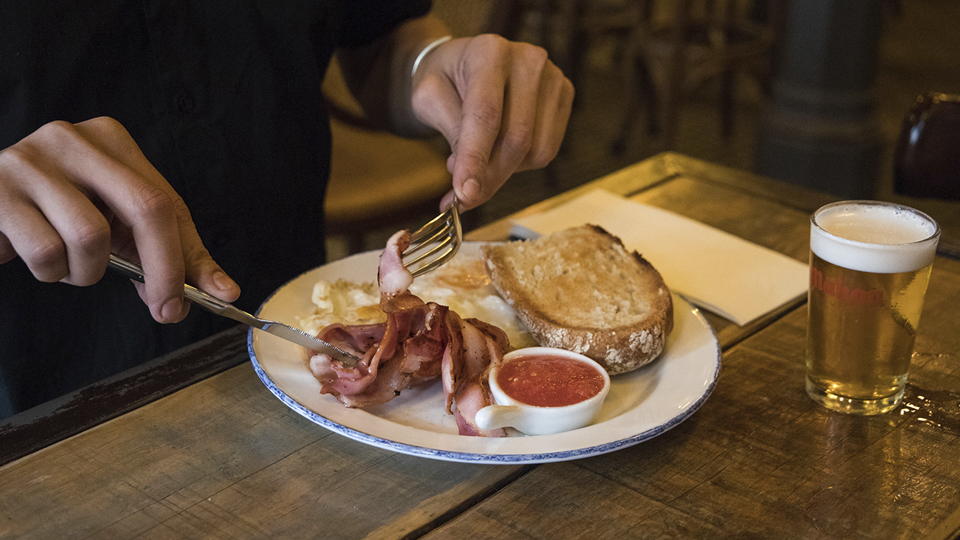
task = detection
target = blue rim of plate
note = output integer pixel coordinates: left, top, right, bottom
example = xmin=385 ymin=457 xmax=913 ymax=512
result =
xmin=249 ymin=343 xmax=719 ymax=463
xmin=247 ymin=250 xmax=721 ymax=464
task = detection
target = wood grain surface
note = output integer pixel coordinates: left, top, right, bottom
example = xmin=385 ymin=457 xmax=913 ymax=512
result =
xmin=2 ymin=153 xmax=958 ymax=540
xmin=426 ymin=257 xmax=960 ymax=540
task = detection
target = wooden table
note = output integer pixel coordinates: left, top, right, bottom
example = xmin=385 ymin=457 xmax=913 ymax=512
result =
xmin=3 ymin=153 xmax=959 ymax=539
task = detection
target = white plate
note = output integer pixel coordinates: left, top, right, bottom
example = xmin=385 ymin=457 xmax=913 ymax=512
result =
xmin=248 ymin=243 xmax=721 ymax=464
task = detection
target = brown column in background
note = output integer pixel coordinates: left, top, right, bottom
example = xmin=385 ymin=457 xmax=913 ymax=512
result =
xmin=754 ymin=0 xmax=886 ymax=198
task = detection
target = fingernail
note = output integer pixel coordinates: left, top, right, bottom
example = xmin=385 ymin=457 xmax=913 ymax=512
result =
xmin=462 ymin=178 xmax=481 ymax=202
xmin=213 ymin=271 xmax=236 ymax=292
xmin=161 ymin=298 xmax=183 ymax=322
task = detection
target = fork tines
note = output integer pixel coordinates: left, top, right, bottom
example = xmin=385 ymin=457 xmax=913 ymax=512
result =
xmin=403 ymin=197 xmax=462 ymax=278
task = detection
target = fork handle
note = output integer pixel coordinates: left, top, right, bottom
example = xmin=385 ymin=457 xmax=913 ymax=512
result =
xmin=107 ymin=254 xmax=263 ymax=329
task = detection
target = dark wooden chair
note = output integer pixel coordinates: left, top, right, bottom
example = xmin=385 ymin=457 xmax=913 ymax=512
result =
xmin=613 ymin=0 xmax=783 ymax=152
xmin=322 ymin=61 xmax=453 ymax=255
xmin=894 ymin=92 xmax=960 ymax=201
xmin=486 ymin=0 xmax=783 ymax=154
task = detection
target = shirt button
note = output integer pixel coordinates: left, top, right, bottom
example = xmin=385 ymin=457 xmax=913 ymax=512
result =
xmin=176 ymin=92 xmax=196 ymax=114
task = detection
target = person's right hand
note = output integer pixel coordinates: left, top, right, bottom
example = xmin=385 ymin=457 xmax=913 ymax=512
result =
xmin=0 ymin=117 xmax=240 ymax=323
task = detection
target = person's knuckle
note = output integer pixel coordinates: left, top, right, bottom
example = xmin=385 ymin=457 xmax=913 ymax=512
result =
xmin=26 ymin=241 xmax=67 ymax=282
xmin=78 ymin=116 xmax=125 ymax=137
xmin=32 ymin=120 xmax=77 ymax=146
xmin=521 ymin=44 xmax=549 ymax=68
xmin=475 ymin=33 xmax=509 ymax=53
xmin=182 ymin=242 xmax=213 ymax=271
xmin=468 ymin=100 xmax=502 ymax=133
xmin=528 ymin=144 xmax=557 ymax=168
xmin=69 ymin=218 xmax=111 ymax=256
xmin=89 ymin=115 xmax=122 ymax=129
xmin=0 ymin=145 xmax=32 ymax=174
xmin=563 ymin=78 xmax=575 ymax=104
xmin=170 ymin=194 xmax=195 ymax=226
xmin=132 ymin=184 xmax=175 ymax=221
xmin=458 ymin=146 xmax=491 ymax=173
xmin=459 ymin=146 xmax=485 ymax=163
xmin=502 ymin=122 xmax=535 ymax=158
xmin=0 ymin=240 xmax=15 ymax=265
xmin=0 ymin=147 xmax=54 ymax=205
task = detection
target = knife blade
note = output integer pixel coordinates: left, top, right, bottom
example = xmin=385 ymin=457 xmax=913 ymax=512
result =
xmin=254 ymin=320 xmax=361 ymax=367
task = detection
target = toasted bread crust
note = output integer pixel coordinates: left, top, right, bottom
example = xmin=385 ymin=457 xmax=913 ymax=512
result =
xmin=481 ymin=225 xmax=673 ymax=374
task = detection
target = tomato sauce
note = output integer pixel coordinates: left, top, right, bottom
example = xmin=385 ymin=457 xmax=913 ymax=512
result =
xmin=497 ymin=355 xmax=605 ymax=407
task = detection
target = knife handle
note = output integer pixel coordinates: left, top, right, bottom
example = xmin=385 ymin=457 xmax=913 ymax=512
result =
xmin=107 ymin=254 xmax=261 ymax=328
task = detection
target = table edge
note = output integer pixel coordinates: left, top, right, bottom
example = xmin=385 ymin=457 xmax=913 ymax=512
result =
xmin=0 ymin=325 xmax=249 ymax=466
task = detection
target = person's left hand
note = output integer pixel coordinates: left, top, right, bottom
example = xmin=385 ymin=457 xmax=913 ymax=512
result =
xmin=410 ymin=35 xmax=574 ymax=211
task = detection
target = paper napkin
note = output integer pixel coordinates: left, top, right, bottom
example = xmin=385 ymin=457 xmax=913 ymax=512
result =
xmin=510 ymin=189 xmax=809 ymax=326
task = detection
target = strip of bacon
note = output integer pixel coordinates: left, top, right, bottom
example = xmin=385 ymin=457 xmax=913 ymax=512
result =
xmin=378 ymin=230 xmax=422 ymax=313
xmin=309 ymin=230 xmax=507 ymax=437
xmin=449 ymin=313 xmax=506 ymax=437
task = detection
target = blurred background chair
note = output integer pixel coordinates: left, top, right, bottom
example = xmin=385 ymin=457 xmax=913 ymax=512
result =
xmin=323 ymin=60 xmax=453 ymax=257
xmin=487 ymin=0 xmax=783 ymax=154
xmin=485 ymin=0 xmax=640 ymax=189
xmin=613 ymin=0 xmax=783 ymax=152
xmin=893 ymin=92 xmax=960 ymax=201
xmin=486 ymin=0 xmax=639 ymax=104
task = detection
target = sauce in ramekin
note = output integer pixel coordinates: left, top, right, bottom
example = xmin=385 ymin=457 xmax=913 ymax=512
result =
xmin=497 ymin=355 xmax=605 ymax=407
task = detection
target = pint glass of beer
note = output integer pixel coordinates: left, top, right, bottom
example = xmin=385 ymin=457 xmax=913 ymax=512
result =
xmin=807 ymin=201 xmax=940 ymax=415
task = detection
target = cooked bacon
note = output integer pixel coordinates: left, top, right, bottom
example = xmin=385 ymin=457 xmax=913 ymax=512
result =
xmin=314 ymin=323 xmax=386 ymax=358
xmin=378 ymin=230 xmax=422 ymax=313
xmin=309 ymin=317 xmax=400 ymax=406
xmin=309 ymin=230 xmax=508 ymax=437
xmin=464 ymin=318 xmax=510 ymax=353
xmin=399 ymin=304 xmax=448 ymax=379
xmin=449 ymin=313 xmax=506 ymax=437
xmin=440 ymin=312 xmax=463 ymax=410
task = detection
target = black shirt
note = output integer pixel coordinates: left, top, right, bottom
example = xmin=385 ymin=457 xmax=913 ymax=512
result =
xmin=0 ymin=0 xmax=431 ymax=417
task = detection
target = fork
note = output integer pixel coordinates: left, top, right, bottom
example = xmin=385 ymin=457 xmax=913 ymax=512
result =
xmin=402 ymin=195 xmax=463 ymax=277
xmin=106 ymin=254 xmax=361 ymax=366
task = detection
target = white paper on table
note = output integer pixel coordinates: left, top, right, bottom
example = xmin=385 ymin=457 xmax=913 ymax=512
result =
xmin=509 ymin=189 xmax=809 ymax=326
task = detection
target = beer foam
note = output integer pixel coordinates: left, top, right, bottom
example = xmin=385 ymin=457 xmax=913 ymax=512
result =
xmin=811 ymin=202 xmax=939 ymax=274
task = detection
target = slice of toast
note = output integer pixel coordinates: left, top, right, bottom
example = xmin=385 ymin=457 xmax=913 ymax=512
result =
xmin=481 ymin=225 xmax=673 ymax=374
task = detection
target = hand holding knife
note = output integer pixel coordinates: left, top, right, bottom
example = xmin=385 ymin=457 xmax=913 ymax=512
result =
xmin=107 ymin=254 xmax=360 ymax=366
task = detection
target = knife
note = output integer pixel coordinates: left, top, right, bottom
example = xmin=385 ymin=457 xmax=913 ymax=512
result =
xmin=107 ymin=254 xmax=360 ymax=367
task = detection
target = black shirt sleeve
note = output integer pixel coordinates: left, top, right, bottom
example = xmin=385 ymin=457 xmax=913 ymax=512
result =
xmin=339 ymin=0 xmax=433 ymax=48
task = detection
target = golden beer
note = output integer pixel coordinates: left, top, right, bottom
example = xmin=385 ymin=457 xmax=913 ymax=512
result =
xmin=806 ymin=201 xmax=939 ymax=415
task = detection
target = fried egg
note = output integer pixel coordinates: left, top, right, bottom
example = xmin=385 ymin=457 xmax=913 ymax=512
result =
xmin=299 ymin=254 xmax=536 ymax=350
